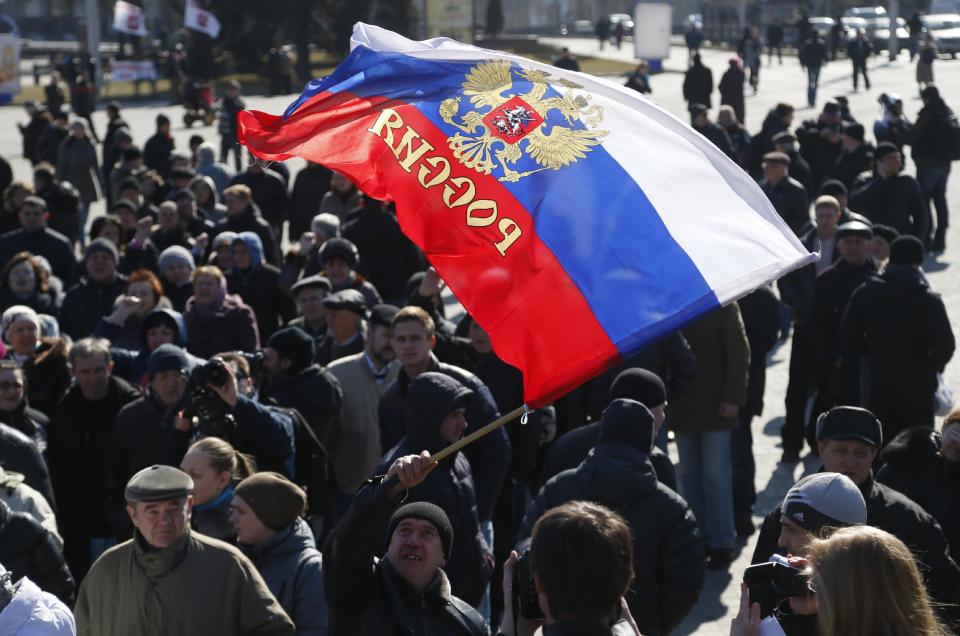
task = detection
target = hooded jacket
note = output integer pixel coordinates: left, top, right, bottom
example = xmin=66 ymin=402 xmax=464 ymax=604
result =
xmin=196 ymin=146 xmax=234 ymax=195
xmin=323 ymin=479 xmax=487 ymax=636
xmin=379 ymin=355 xmax=510 ymax=522
xmin=0 ymin=575 xmax=75 ymax=634
xmin=0 ymin=500 xmax=74 ymax=606
xmin=47 ymin=374 xmax=141 ymax=577
xmin=76 ymin=529 xmax=294 ymax=636
xmin=519 ymin=400 xmax=705 ymax=636
xmin=241 ymin=518 xmax=327 ymax=635
xmin=94 ymin=307 xmax=198 ymax=387
xmin=375 ymin=373 xmax=491 ymax=608
xmin=92 ymin=295 xmax=174 ymax=352
xmin=191 ymin=175 xmax=228 ymax=224
xmin=213 ymin=202 xmax=281 ymax=266
xmin=839 ymin=265 xmax=955 ymax=412
xmin=227 ymin=232 xmax=297 ymax=342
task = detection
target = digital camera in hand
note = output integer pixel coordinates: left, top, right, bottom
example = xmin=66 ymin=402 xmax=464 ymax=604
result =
xmin=743 ymin=557 xmax=810 ymax=618
xmin=512 ymin=549 xmax=545 ymax=620
xmin=184 ymin=357 xmax=236 ymax=438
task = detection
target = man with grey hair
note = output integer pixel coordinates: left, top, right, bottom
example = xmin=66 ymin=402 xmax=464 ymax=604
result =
xmin=76 ymin=465 xmax=294 ymax=635
xmin=47 ymin=337 xmax=141 ymax=579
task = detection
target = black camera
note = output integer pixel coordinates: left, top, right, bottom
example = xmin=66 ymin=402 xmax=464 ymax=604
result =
xmin=512 ymin=548 xmax=544 ymax=621
xmin=184 ymin=357 xmax=236 ymax=438
xmin=743 ymin=559 xmax=811 ymax=618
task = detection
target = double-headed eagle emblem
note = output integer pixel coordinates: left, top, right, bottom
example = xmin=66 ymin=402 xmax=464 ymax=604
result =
xmin=439 ymin=61 xmax=609 ymax=183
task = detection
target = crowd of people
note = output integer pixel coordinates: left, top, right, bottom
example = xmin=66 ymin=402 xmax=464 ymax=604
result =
xmin=0 ymin=22 xmax=954 ymax=636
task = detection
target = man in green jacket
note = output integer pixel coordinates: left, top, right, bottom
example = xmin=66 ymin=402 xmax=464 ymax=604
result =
xmin=75 ymin=465 xmax=293 ymax=636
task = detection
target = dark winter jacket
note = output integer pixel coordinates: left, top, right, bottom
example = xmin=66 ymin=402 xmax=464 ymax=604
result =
xmin=288 ymin=164 xmax=331 ymax=241
xmin=230 ymin=169 xmax=289 ymax=232
xmin=0 ymin=400 xmax=49 ymax=452
xmin=694 ymin=121 xmax=735 ymax=159
xmin=36 ymin=181 xmax=82 ymax=246
xmin=908 ymin=100 xmax=957 ymax=169
xmin=682 ymin=63 xmax=713 ymax=108
xmin=778 ymin=228 xmax=840 ymax=327
xmin=831 ymin=144 xmax=874 ymax=190
xmin=752 ymin=473 xmax=960 ymax=612
xmin=761 ymin=176 xmax=810 ymax=237
xmin=59 ymin=274 xmax=127 ymax=340
xmin=810 ymin=258 xmax=878 ymax=367
xmin=379 ymin=355 xmax=510 ymax=521
xmin=323 ymin=479 xmax=487 ymax=636
xmin=376 ymin=373 xmax=492 ymax=608
xmin=95 ymin=307 xmax=196 ymax=387
xmin=850 ymin=173 xmax=928 ymax=239
xmin=738 ymin=286 xmax=781 ymax=417
xmin=241 ymin=518 xmax=327 ymax=636
xmin=0 ymin=499 xmax=74 ymax=605
xmin=0 ymin=287 xmax=59 ymax=316
xmin=0 ymin=423 xmax=55 ymax=509
xmin=838 ymin=265 xmax=955 ymax=411
xmin=719 ymin=66 xmax=745 ymax=123
xmin=143 ymin=132 xmax=175 ymax=178
xmin=91 ymin=297 xmax=174 ymax=352
xmin=519 ymin=402 xmax=705 ymax=636
xmin=877 ymin=428 xmax=960 ymax=562
xmin=745 ymin=112 xmax=790 ymax=178
xmin=343 ymin=206 xmax=424 ymax=305
xmin=0 ymin=227 xmax=77 ymax=288
xmin=15 ymin=337 xmax=72 ymax=417
xmin=47 ymin=375 xmax=141 ymax=577
xmin=260 ymin=364 xmax=343 ymax=448
xmin=226 ymin=232 xmax=297 ymax=341
xmin=213 ymin=203 xmax=281 ymax=266
xmin=56 ymin=135 xmax=100 ymax=204
xmin=34 ymin=124 xmax=67 ymax=167
xmin=796 ymin=119 xmax=842 ymax=193
xmin=184 ymin=293 xmax=260 ymax=359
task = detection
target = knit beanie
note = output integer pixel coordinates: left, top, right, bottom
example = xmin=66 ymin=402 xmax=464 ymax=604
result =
xmin=609 ymin=368 xmax=667 ymax=408
xmin=85 ymin=237 xmax=119 ymax=264
xmin=158 ymin=246 xmax=196 ymax=272
xmin=1 ymin=305 xmax=39 ymax=342
xmin=387 ymin=501 xmax=454 ymax=559
xmin=234 ymin=472 xmax=307 ymax=531
xmin=889 ymin=235 xmax=925 ymax=266
xmin=267 ymin=327 xmax=316 ymax=375
xmin=782 ymin=473 xmax=866 ymax=532
xmin=147 ymin=343 xmax=189 ymax=378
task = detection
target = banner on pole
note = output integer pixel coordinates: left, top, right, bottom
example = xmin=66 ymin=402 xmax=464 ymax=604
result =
xmin=113 ymin=1 xmax=148 ymax=37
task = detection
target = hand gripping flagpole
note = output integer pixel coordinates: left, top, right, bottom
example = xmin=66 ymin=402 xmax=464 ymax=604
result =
xmin=388 ymin=404 xmax=533 ymax=495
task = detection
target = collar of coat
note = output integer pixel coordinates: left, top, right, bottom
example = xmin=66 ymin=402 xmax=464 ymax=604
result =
xmin=379 ymin=557 xmax=453 ymax=616
xmin=132 ymin=528 xmax=191 ymax=580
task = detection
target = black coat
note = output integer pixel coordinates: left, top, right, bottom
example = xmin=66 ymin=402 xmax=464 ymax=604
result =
xmin=143 ymin=132 xmax=175 ymax=178
xmin=752 ymin=475 xmax=960 ymax=612
xmin=850 ymin=173 xmax=928 ymax=239
xmin=0 ymin=227 xmax=77 ymax=288
xmin=831 ymin=144 xmax=874 ymax=190
xmin=226 ymin=264 xmax=297 ymax=342
xmin=810 ymin=258 xmax=878 ymax=367
xmin=36 ymin=182 xmax=82 ymax=246
xmin=694 ymin=121 xmax=735 ymax=159
xmin=745 ymin=112 xmax=790 ymax=178
xmin=718 ymin=66 xmax=745 ymax=123
xmin=343 ymin=207 xmax=424 ymax=304
xmin=379 ymin=355 xmax=510 ymax=521
xmin=324 ymin=481 xmax=487 ymax=636
xmin=877 ymin=428 xmax=960 ymax=563
xmin=375 ymin=373 xmax=491 ymax=608
xmin=778 ymin=228 xmax=839 ymax=326
xmin=738 ymin=287 xmax=781 ymax=416
xmin=682 ymin=63 xmax=713 ymax=108
xmin=59 ymin=274 xmax=127 ymax=340
xmin=16 ymin=338 xmax=72 ymax=417
xmin=761 ymin=176 xmax=810 ymax=237
xmin=796 ymin=120 xmax=842 ymax=193
xmin=0 ymin=423 xmax=55 ymax=509
xmin=288 ymin=164 xmax=331 ymax=241
xmin=0 ymin=287 xmax=60 ymax=316
xmin=909 ymin=101 xmax=956 ymax=169
xmin=212 ymin=204 xmax=281 ymax=266
xmin=47 ymin=376 xmax=141 ymax=577
xmin=839 ymin=265 xmax=955 ymax=415
xmin=260 ymin=364 xmax=343 ymax=448
xmin=230 ymin=169 xmax=289 ymax=232
xmin=520 ymin=441 xmax=705 ymax=636
xmin=0 ymin=500 xmax=74 ymax=605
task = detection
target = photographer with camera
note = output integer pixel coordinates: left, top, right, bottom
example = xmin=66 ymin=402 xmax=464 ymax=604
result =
xmin=172 ymin=354 xmax=294 ymax=477
xmin=752 ymin=406 xmax=960 ymax=617
xmin=500 ymin=501 xmax=639 ymax=636
xmin=324 ymin=451 xmax=487 ymax=635
xmin=733 ymin=526 xmax=948 ymax=636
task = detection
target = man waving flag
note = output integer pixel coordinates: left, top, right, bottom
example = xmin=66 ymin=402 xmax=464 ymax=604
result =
xmin=240 ymin=23 xmax=815 ymax=408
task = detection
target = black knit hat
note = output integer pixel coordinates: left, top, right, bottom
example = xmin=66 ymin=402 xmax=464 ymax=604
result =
xmin=147 ymin=344 xmax=189 ymax=378
xmin=387 ymin=501 xmax=453 ymax=559
xmin=85 ymin=237 xmax=119 ymax=264
xmin=889 ymin=235 xmax=924 ymax=266
xmin=598 ymin=398 xmax=655 ymax=453
xmin=267 ymin=326 xmax=316 ymax=374
xmin=609 ymin=368 xmax=667 ymax=408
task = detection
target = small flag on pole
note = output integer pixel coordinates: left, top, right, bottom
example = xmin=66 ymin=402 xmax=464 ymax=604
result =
xmin=184 ymin=0 xmax=221 ymax=39
xmin=113 ymin=1 xmax=148 ymax=37
xmin=239 ymin=24 xmax=816 ymax=408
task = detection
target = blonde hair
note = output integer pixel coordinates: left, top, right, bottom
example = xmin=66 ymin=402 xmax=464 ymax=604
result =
xmin=809 ymin=526 xmax=946 ymax=636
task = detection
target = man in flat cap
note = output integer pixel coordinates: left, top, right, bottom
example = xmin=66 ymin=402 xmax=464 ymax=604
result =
xmin=328 ymin=304 xmax=401 ymax=505
xmin=317 ymin=288 xmax=368 ymax=365
xmin=850 ymin=141 xmax=928 ymax=241
xmin=752 ymin=407 xmax=960 ymax=616
xmin=840 ymin=235 xmax=955 ymax=439
xmin=76 ymin=465 xmax=294 ymax=636
xmin=808 ymin=221 xmax=878 ymax=421
xmin=287 ymin=275 xmax=332 ymax=350
xmin=761 ymin=151 xmax=810 ymax=237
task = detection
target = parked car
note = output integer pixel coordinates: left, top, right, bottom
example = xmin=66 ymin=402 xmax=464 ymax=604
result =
xmin=609 ymin=13 xmax=635 ymax=32
xmin=922 ymin=13 xmax=960 ymax=56
xmin=842 ymin=7 xmax=908 ymax=52
xmin=810 ymin=16 xmax=838 ymax=38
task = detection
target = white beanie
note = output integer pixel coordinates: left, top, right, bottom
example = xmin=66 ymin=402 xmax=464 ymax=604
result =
xmin=1 ymin=306 xmax=40 ymax=343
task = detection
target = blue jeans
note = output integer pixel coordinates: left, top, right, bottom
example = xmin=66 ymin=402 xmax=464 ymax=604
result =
xmin=807 ymin=66 xmax=821 ymax=106
xmin=478 ymin=521 xmax=493 ymax=623
xmin=917 ymin=165 xmax=950 ymax=247
xmin=676 ymin=430 xmax=736 ymax=550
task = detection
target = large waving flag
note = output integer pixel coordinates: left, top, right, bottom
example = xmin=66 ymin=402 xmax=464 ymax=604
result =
xmin=113 ymin=1 xmax=148 ymax=37
xmin=184 ymin=0 xmax=221 ymax=39
xmin=240 ymin=23 xmax=815 ymax=408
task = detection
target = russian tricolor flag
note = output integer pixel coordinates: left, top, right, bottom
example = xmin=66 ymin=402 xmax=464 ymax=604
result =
xmin=239 ymin=23 xmax=815 ymax=408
